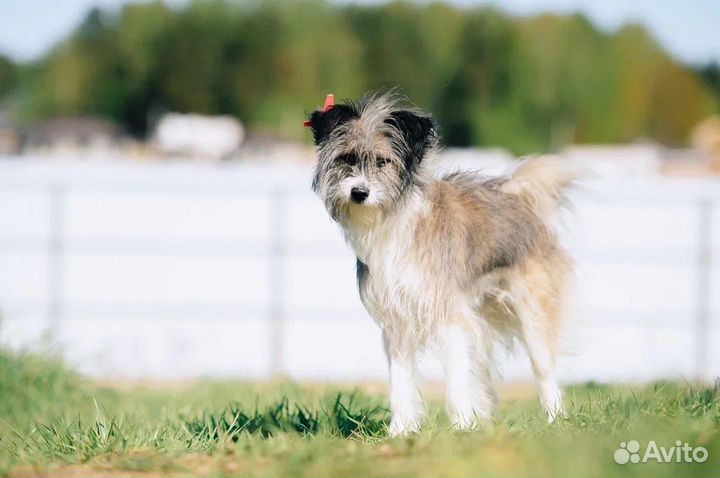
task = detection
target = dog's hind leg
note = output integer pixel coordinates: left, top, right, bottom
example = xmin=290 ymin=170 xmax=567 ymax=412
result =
xmin=516 ymin=294 xmax=564 ymax=421
xmin=514 ymin=248 xmax=571 ymax=421
xmin=438 ymin=323 xmax=497 ymax=429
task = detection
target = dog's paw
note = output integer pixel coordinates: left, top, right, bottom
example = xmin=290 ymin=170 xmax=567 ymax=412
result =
xmin=450 ymin=416 xmax=479 ymax=431
xmin=545 ymin=403 xmax=565 ymax=423
xmin=449 ymin=408 xmax=493 ymax=431
xmin=540 ymin=383 xmax=564 ymax=423
xmin=387 ymin=416 xmax=421 ymax=437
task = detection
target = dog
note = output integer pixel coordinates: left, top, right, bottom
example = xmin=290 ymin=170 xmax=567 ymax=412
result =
xmin=306 ymin=92 xmax=576 ymax=436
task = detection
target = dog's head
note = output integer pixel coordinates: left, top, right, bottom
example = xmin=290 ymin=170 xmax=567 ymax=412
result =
xmin=307 ymin=93 xmax=437 ymax=223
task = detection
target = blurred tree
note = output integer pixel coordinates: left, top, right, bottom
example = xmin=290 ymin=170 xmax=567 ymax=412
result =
xmin=647 ymin=57 xmax=716 ymax=145
xmin=610 ymin=25 xmax=715 ymax=145
xmin=249 ymin=0 xmax=366 ymax=139
xmin=508 ymin=14 xmax=617 ymax=152
xmin=696 ymin=62 xmax=720 ymax=111
xmin=8 ymin=0 xmax=718 ymax=151
xmin=114 ymin=1 xmax=176 ymax=134
xmin=435 ymin=8 xmax=516 ymax=147
xmin=23 ymin=8 xmax=130 ymax=124
xmin=0 ymin=55 xmax=17 ymax=99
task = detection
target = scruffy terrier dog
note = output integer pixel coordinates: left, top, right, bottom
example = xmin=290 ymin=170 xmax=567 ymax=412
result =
xmin=306 ymin=93 xmax=576 ymax=436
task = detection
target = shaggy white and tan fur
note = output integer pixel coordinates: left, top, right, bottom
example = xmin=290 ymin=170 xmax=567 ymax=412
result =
xmin=307 ymin=93 xmax=576 ymax=435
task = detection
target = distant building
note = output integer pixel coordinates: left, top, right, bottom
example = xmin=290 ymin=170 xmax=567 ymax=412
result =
xmin=690 ymin=115 xmax=720 ymax=173
xmin=0 ymin=113 xmax=20 ymax=155
xmin=562 ymin=140 xmax=720 ymax=178
xmin=23 ymin=117 xmax=126 ymax=157
xmin=660 ymin=148 xmax=713 ymax=177
xmin=234 ymin=130 xmax=315 ymax=163
xmin=562 ymin=143 xmax=663 ymax=179
xmin=432 ymin=148 xmax=515 ymax=176
xmin=153 ymin=113 xmax=245 ymax=160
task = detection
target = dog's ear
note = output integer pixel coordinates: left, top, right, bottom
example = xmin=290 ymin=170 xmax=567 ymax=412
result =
xmin=307 ymin=105 xmax=356 ymax=145
xmin=386 ymin=110 xmax=437 ymax=170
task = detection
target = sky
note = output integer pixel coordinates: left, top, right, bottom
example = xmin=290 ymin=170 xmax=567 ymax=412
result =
xmin=0 ymin=0 xmax=718 ymax=65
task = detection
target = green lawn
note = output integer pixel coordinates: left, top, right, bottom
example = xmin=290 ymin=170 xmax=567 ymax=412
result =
xmin=1 ymin=347 xmax=718 ymax=477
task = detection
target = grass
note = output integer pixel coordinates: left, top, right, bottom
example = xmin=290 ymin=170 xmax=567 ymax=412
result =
xmin=0 ymin=348 xmax=718 ymax=477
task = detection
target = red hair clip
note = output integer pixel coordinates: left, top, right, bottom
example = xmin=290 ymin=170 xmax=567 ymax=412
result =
xmin=304 ymin=94 xmax=335 ymax=127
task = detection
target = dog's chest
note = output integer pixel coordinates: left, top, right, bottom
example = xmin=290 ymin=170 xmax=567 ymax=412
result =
xmin=354 ymin=225 xmax=438 ymax=325
xmin=343 ymin=196 xmax=453 ymax=328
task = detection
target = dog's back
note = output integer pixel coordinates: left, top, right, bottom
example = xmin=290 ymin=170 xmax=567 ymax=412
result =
xmin=420 ymin=155 xmax=579 ymax=292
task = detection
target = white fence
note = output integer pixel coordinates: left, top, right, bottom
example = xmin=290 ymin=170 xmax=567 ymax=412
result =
xmin=0 ymin=157 xmax=718 ymax=383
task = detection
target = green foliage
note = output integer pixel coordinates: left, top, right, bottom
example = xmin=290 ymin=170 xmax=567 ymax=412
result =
xmin=697 ymin=62 xmax=720 ymax=111
xmin=0 ymin=55 xmax=16 ymax=100
xmin=0 ymin=347 xmax=90 ymax=420
xmin=182 ymin=393 xmax=388 ymax=441
xmin=6 ymin=0 xmax=719 ymax=152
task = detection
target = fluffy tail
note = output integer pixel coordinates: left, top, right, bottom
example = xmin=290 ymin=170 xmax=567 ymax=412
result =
xmin=501 ymin=155 xmax=582 ymax=219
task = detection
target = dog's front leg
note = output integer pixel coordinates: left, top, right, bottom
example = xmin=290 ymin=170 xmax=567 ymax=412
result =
xmin=383 ymin=332 xmax=423 ymax=436
xmin=439 ymin=324 xmax=497 ymax=429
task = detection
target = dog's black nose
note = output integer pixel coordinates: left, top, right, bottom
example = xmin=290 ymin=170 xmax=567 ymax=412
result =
xmin=350 ymin=187 xmax=369 ymax=204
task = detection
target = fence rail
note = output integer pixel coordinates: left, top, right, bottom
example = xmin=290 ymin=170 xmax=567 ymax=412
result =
xmin=0 ymin=160 xmax=718 ymax=381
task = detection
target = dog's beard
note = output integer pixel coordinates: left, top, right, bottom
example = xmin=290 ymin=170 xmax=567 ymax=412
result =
xmin=346 ymin=201 xmax=384 ymax=228
xmin=315 ymin=181 xmax=384 ymax=228
xmin=314 ymin=166 xmax=406 ymax=227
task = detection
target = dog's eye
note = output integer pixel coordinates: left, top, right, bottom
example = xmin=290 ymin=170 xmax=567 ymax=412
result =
xmin=376 ymin=157 xmax=389 ymax=168
xmin=337 ymin=154 xmax=357 ymax=166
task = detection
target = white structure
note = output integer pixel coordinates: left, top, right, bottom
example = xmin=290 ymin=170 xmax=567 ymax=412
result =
xmin=0 ymin=156 xmax=718 ymax=383
xmin=562 ymin=143 xmax=663 ymax=179
xmin=429 ymin=148 xmax=515 ymax=176
xmin=153 ymin=113 xmax=245 ymax=159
